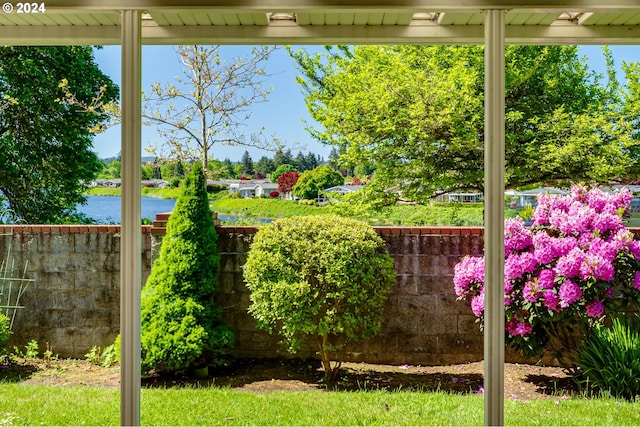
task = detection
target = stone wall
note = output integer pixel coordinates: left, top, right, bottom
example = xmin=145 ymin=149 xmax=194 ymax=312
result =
xmin=216 ymin=226 xmax=486 ymax=365
xmin=0 ymin=225 xmax=154 ymax=357
xmin=1 ymin=223 xmax=490 ymax=364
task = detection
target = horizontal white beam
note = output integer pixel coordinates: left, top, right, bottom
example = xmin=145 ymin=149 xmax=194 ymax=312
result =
xmin=1 ymin=23 xmax=637 ymax=45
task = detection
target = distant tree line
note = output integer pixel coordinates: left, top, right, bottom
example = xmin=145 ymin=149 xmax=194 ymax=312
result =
xmin=96 ymin=148 xmax=326 ymax=184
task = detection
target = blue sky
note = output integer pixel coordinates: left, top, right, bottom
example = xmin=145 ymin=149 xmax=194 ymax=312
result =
xmin=92 ymin=44 xmax=639 ymax=163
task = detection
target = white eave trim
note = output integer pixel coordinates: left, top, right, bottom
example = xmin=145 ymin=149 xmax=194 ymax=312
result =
xmin=0 ymin=23 xmax=638 ymax=45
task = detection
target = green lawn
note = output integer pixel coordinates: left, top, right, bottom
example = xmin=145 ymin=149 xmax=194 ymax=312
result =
xmin=0 ymin=384 xmax=638 ymax=426
xmin=212 ymin=197 xmax=494 ymax=226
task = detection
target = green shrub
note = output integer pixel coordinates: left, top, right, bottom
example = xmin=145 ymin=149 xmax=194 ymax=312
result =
xmin=243 ymin=215 xmax=396 ymax=382
xmin=579 ymin=316 xmax=640 ymax=401
xmin=0 ymin=314 xmax=10 ymax=355
xmin=140 ymin=162 xmax=234 ymax=375
xmin=293 ymin=165 xmax=343 ymax=200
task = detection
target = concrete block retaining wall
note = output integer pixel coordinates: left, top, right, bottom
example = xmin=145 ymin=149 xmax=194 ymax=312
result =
xmin=0 ymin=223 xmax=518 ymax=365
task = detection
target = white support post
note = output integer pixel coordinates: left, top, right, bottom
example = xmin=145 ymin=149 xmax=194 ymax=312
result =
xmin=484 ymin=9 xmax=505 ymax=427
xmin=120 ymin=9 xmax=142 ymax=427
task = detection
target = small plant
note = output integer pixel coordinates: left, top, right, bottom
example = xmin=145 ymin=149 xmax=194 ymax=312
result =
xmin=0 ymin=314 xmax=10 ymax=356
xmin=43 ymin=342 xmax=58 ymax=366
xmin=13 ymin=339 xmax=39 ymax=359
xmin=85 ymin=344 xmax=118 ymax=368
xmin=578 ymin=316 xmax=640 ymax=401
xmin=518 ymin=203 xmax=535 ymax=221
xmin=244 ymin=215 xmax=396 ymax=383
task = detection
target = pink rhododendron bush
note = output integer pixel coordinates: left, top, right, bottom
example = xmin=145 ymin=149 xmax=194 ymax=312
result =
xmin=454 ymin=186 xmax=640 ymax=368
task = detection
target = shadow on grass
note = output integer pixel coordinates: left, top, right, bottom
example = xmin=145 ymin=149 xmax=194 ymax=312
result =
xmin=525 ymin=373 xmax=580 ymax=397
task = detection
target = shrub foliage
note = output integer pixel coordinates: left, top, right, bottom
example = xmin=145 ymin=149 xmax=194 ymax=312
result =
xmin=579 ymin=316 xmax=640 ymax=401
xmin=454 ymin=186 xmax=640 ymax=368
xmin=140 ymin=162 xmax=234 ymax=374
xmin=243 ymin=215 xmax=396 ymax=381
xmin=0 ymin=313 xmax=10 ymax=355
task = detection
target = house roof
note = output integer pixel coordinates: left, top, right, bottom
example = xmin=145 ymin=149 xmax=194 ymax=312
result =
xmin=324 ymin=185 xmax=365 ymax=193
xmin=516 ymin=187 xmax=568 ymax=196
xmin=2 ymin=1 xmax=639 ymax=45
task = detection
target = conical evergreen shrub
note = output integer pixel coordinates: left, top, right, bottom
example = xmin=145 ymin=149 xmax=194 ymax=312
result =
xmin=140 ymin=162 xmax=234 ymax=374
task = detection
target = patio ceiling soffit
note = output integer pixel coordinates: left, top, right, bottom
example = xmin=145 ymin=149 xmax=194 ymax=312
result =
xmin=0 ymin=0 xmax=639 ymax=45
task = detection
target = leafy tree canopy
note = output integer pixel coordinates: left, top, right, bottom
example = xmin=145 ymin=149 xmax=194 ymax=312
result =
xmin=0 ymin=46 xmax=118 ymax=223
xmin=272 ymin=163 xmax=296 ymax=181
xmin=293 ymin=165 xmax=344 ymax=200
xmin=290 ymin=45 xmax=640 ymax=202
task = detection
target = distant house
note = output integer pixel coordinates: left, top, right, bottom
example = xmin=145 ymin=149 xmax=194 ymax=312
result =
xmin=91 ymin=179 xmax=121 ymax=188
xmin=254 ymin=182 xmax=279 ymax=198
xmin=141 ymin=179 xmax=170 ymax=188
xmin=510 ymin=187 xmax=567 ymax=208
xmin=206 ymin=180 xmax=230 ymax=191
xmin=434 ymin=192 xmax=483 ymax=203
xmin=228 ymin=179 xmax=277 ymax=198
xmin=320 ymin=184 xmax=365 ymax=202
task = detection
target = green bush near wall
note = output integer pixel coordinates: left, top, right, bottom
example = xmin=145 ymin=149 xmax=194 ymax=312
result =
xmin=140 ymin=162 xmax=234 ymax=375
xmin=243 ymin=215 xmax=396 ymax=382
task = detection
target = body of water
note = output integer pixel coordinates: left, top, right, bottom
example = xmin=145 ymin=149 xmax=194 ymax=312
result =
xmin=77 ymin=196 xmax=273 ymax=225
xmin=77 ymin=196 xmax=176 ymax=224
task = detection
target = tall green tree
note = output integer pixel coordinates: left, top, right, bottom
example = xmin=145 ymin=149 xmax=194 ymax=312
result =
xmin=272 ymin=148 xmax=294 ymax=168
xmin=143 ymin=45 xmax=278 ymax=172
xmin=240 ymin=150 xmax=254 ymax=177
xmin=255 ymin=155 xmax=275 ymax=178
xmin=140 ymin=162 xmax=234 ymax=374
xmin=0 ymin=46 xmax=118 ymax=223
xmin=291 ymin=45 xmax=640 ymax=201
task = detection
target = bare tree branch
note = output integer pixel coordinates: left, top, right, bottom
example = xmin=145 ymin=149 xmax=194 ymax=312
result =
xmin=142 ymin=45 xmax=282 ymax=172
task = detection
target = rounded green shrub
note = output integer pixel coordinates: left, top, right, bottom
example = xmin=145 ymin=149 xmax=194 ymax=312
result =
xmin=578 ymin=316 xmax=640 ymax=401
xmin=243 ymin=215 xmax=396 ymax=382
xmin=292 ymin=165 xmax=343 ymax=200
xmin=141 ymin=162 xmax=234 ymax=374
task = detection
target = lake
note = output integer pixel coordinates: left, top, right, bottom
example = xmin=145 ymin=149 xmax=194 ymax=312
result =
xmin=76 ymin=196 xmax=271 ymax=224
xmin=77 ymin=196 xmax=176 ymax=223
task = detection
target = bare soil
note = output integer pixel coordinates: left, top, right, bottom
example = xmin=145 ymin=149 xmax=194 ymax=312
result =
xmin=1 ymin=357 xmax=579 ymax=401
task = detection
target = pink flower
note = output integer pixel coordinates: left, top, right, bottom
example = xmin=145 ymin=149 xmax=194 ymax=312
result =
xmin=542 ymin=290 xmax=560 ymax=312
xmin=588 ymin=238 xmax=617 ymax=263
xmin=579 ymin=252 xmax=615 ymax=282
xmin=634 ymin=272 xmax=640 ymax=291
xmin=505 ymin=218 xmax=533 ymax=253
xmin=592 ymin=213 xmax=623 ymax=235
xmin=523 ymin=281 xmax=540 ymax=303
xmin=471 ymin=293 xmax=485 ymax=317
xmin=536 ymin=269 xmax=556 ymax=289
xmin=559 ymin=280 xmax=582 ymax=308
xmin=506 ymin=317 xmax=533 ymax=337
xmin=504 ymin=252 xmax=537 ymax=280
xmin=453 ymin=256 xmax=484 ymax=297
xmin=629 ymin=241 xmax=640 ymax=260
xmin=555 ymin=247 xmax=585 ymax=279
xmin=585 ymin=300 xmax=604 ymax=318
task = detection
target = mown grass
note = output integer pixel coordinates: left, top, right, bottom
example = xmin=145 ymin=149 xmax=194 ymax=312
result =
xmin=213 ymin=197 xmax=498 ymax=226
xmin=1 ymin=384 xmax=639 ymax=426
xmin=212 ymin=198 xmax=324 ymax=219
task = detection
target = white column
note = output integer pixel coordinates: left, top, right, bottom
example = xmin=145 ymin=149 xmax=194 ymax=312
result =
xmin=484 ymin=9 xmax=505 ymax=427
xmin=120 ymin=9 xmax=142 ymax=427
